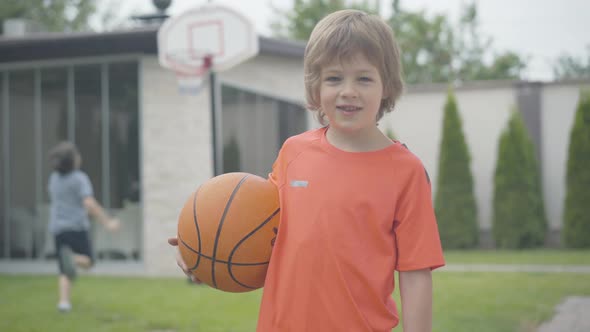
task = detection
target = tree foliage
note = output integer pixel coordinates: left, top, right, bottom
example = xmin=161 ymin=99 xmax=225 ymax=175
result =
xmin=563 ymin=90 xmax=590 ymax=248
xmin=492 ymin=109 xmax=547 ymax=249
xmin=0 ymin=0 xmax=96 ymax=33
xmin=434 ymin=88 xmax=479 ymax=249
xmin=553 ymin=46 xmax=590 ymax=80
xmin=270 ymin=0 xmax=376 ymax=41
xmin=272 ymin=0 xmax=526 ymax=84
xmin=389 ymin=2 xmax=525 ymax=83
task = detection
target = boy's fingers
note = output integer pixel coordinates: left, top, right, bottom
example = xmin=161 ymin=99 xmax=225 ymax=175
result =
xmin=168 ymin=237 xmax=179 ymax=246
xmin=177 ymin=259 xmax=188 ymax=271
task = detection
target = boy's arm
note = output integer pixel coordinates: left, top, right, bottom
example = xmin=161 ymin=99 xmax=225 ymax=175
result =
xmin=83 ymin=196 xmax=120 ymax=231
xmin=399 ymin=268 xmax=433 ymax=332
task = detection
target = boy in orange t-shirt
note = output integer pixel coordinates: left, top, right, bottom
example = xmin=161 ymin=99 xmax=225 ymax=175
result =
xmin=170 ymin=9 xmax=444 ymax=331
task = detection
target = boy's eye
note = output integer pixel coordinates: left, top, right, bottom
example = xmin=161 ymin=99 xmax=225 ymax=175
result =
xmin=324 ymin=76 xmax=341 ymax=82
xmin=359 ymin=76 xmax=373 ymax=82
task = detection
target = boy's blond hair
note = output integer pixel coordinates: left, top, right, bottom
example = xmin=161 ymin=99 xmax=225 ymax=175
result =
xmin=304 ymin=9 xmax=404 ymax=125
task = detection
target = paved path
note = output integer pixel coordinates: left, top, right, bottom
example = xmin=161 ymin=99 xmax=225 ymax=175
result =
xmin=536 ymin=296 xmax=590 ymax=332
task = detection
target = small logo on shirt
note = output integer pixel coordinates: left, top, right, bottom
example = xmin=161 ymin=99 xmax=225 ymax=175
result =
xmin=290 ymin=180 xmax=308 ymax=187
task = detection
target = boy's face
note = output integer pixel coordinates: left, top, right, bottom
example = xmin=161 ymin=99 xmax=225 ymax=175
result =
xmin=319 ymin=53 xmax=385 ymax=134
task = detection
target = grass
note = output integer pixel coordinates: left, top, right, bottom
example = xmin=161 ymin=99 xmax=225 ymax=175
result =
xmin=1 ymin=271 xmax=590 ymax=332
xmin=444 ymin=249 xmax=590 ymax=265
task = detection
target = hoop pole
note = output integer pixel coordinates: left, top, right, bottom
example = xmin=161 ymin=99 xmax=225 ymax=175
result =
xmin=210 ymin=70 xmax=222 ymax=176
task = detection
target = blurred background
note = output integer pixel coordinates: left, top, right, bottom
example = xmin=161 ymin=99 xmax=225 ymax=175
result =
xmin=0 ymin=1 xmax=589 ymax=330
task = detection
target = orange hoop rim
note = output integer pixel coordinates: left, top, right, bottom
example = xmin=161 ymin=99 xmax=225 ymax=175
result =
xmin=166 ymin=53 xmax=213 ymax=76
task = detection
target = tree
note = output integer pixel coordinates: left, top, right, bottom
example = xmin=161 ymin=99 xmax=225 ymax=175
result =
xmin=272 ymin=0 xmax=526 ymax=84
xmin=0 ymin=0 xmax=96 ymax=33
xmin=270 ymin=0 xmax=377 ymax=41
xmin=492 ymin=109 xmax=547 ymax=249
xmin=563 ymin=90 xmax=590 ymax=248
xmin=387 ymin=6 xmax=455 ymax=84
xmin=553 ymin=46 xmax=590 ymax=80
xmin=434 ymin=88 xmax=478 ymax=249
xmin=453 ymin=4 xmax=526 ymax=82
xmin=389 ymin=2 xmax=525 ymax=84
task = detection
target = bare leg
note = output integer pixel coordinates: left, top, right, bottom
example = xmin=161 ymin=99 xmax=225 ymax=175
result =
xmin=58 ymin=275 xmax=72 ymax=311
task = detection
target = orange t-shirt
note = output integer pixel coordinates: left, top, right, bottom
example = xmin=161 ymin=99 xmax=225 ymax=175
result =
xmin=257 ymin=127 xmax=445 ymax=332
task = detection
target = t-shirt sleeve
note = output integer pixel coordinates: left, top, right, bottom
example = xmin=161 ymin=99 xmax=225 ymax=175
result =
xmin=268 ymin=142 xmax=289 ymax=190
xmin=78 ymin=172 xmax=94 ymax=199
xmin=393 ymin=160 xmax=445 ymax=271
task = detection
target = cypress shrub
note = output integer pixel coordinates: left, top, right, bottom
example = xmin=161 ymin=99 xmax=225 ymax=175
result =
xmin=563 ymin=89 xmax=590 ymax=248
xmin=493 ymin=108 xmax=547 ymax=248
xmin=223 ymin=136 xmax=241 ymax=173
xmin=385 ymin=128 xmax=397 ymax=140
xmin=434 ymin=89 xmax=479 ymax=249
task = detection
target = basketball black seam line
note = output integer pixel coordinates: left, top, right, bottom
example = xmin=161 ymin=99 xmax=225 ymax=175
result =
xmin=190 ymin=189 xmax=202 ymax=271
xmin=181 ymin=188 xmax=274 ymax=267
xmin=181 ymin=237 xmax=272 ymax=266
xmin=180 ymin=239 xmax=270 ymax=266
xmin=211 ymin=174 xmax=250 ymax=289
xmin=227 ymin=207 xmax=280 ymax=289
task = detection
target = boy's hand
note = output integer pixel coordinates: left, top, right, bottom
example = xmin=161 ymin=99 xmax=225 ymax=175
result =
xmin=106 ymin=218 xmax=120 ymax=232
xmin=168 ymin=237 xmax=203 ymax=284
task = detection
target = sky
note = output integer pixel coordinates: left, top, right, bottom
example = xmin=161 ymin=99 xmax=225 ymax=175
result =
xmin=109 ymin=0 xmax=590 ymax=81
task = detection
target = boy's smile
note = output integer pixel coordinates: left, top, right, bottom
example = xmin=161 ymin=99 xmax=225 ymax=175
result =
xmin=319 ymin=52 xmax=386 ymax=136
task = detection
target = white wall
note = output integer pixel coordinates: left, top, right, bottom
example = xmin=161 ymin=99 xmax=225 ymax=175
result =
xmin=140 ymin=56 xmax=214 ymax=276
xmin=453 ymin=88 xmax=515 ymax=230
xmin=141 ymin=53 xmax=307 ymax=275
xmin=219 ymin=54 xmax=304 ymax=103
xmin=541 ymin=83 xmax=590 ymax=230
xmin=381 ymin=86 xmax=515 ymax=230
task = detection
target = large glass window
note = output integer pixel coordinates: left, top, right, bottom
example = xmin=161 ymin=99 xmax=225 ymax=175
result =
xmin=0 ymin=73 xmax=6 ymax=258
xmin=105 ymin=62 xmax=141 ymax=260
xmin=75 ymin=65 xmax=103 ymax=203
xmin=8 ymin=70 xmax=36 ymax=259
xmin=38 ymin=68 xmax=69 ymax=259
xmin=221 ymin=85 xmax=307 ymax=177
xmin=0 ymin=60 xmax=141 ymax=262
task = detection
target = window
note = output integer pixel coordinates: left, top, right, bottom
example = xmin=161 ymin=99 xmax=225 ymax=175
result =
xmin=8 ymin=70 xmax=36 ymax=259
xmin=0 ymin=60 xmax=141 ymax=262
xmin=221 ymin=85 xmax=307 ymax=176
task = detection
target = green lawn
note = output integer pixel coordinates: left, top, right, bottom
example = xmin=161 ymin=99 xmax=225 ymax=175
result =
xmin=444 ymin=249 xmax=590 ymax=265
xmin=2 ymin=272 xmax=589 ymax=332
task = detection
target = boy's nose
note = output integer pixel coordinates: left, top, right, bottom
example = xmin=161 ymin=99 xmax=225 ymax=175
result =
xmin=340 ymin=82 xmax=358 ymax=98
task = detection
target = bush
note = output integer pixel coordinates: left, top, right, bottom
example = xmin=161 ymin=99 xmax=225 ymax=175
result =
xmin=385 ymin=128 xmax=397 ymax=140
xmin=563 ymin=89 xmax=590 ymax=248
xmin=492 ymin=108 xmax=547 ymax=248
xmin=223 ymin=136 xmax=241 ymax=173
xmin=434 ymin=89 xmax=479 ymax=249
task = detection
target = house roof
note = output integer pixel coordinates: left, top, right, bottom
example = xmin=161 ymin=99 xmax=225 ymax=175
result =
xmin=0 ymin=27 xmax=306 ymax=63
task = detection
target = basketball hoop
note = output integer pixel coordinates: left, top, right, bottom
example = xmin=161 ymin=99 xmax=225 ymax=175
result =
xmin=157 ymin=3 xmax=259 ymax=95
xmin=168 ymin=53 xmax=213 ymax=94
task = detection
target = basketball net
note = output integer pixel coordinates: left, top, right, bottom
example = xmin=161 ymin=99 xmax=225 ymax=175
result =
xmin=173 ymin=55 xmax=213 ymax=95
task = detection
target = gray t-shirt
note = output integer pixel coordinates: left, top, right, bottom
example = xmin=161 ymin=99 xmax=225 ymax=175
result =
xmin=48 ymin=170 xmax=94 ymax=235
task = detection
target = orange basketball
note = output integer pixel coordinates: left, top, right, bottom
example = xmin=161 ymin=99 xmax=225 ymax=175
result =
xmin=177 ymin=172 xmax=280 ymax=292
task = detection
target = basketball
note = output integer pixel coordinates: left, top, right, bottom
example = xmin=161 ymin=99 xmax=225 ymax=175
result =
xmin=177 ymin=172 xmax=280 ymax=292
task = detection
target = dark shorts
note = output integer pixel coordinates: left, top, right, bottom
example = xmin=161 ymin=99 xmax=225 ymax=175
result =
xmin=55 ymin=230 xmax=94 ymax=273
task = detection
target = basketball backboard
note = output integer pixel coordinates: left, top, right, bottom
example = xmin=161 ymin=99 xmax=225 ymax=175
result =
xmin=157 ymin=3 xmax=259 ymax=93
